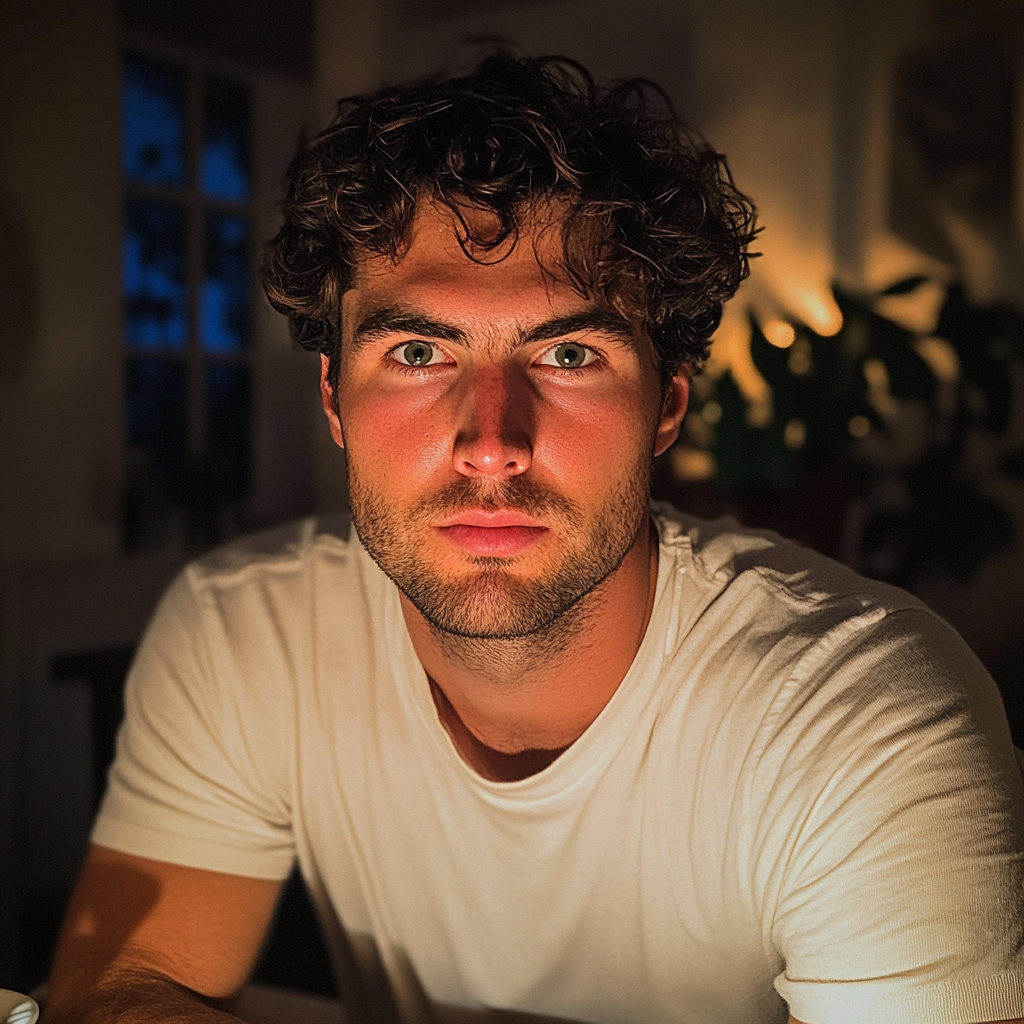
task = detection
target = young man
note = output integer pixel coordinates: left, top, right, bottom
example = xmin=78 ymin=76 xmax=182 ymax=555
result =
xmin=46 ymin=53 xmax=1023 ymax=1024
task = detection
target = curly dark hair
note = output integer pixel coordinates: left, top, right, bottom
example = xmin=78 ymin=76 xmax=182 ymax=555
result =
xmin=261 ymin=50 xmax=757 ymax=396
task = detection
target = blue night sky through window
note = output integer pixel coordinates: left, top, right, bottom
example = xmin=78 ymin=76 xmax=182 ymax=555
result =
xmin=202 ymin=77 xmax=251 ymax=201
xmin=123 ymin=197 xmax=187 ymax=350
xmin=202 ymin=139 xmax=249 ymax=200
xmin=122 ymin=50 xmax=253 ymax=527
xmin=123 ymin=55 xmax=186 ymax=187
xmin=202 ymin=212 xmax=251 ymax=353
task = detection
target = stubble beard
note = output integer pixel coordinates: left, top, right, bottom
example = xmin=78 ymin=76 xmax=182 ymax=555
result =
xmin=347 ymin=460 xmax=652 ymax=646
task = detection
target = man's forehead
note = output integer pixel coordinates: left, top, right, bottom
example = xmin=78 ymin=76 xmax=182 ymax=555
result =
xmin=345 ymin=208 xmax=552 ymax=312
xmin=347 ymin=198 xmax=569 ymax=286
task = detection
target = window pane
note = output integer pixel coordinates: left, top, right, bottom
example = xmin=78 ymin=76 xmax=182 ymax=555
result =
xmin=205 ymin=361 xmax=251 ymax=501
xmin=124 ymin=197 xmax=187 ymax=350
xmin=202 ymin=212 xmax=250 ymax=353
xmin=122 ymin=53 xmax=186 ymax=187
xmin=202 ymin=76 xmax=251 ymax=200
xmin=125 ymin=356 xmax=187 ymax=486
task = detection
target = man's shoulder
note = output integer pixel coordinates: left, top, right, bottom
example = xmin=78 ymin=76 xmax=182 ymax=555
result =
xmin=142 ymin=514 xmax=380 ymax=685
xmin=652 ymin=506 xmax=1019 ymax=811
xmin=653 ymin=501 xmax=925 ymax=622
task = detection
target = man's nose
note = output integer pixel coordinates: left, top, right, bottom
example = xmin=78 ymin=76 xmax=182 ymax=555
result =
xmin=452 ymin=365 xmax=534 ymax=479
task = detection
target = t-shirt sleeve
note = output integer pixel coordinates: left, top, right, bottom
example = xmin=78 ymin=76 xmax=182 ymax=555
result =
xmin=91 ymin=568 xmax=296 ymax=880
xmin=762 ymin=608 xmax=1024 ymax=1024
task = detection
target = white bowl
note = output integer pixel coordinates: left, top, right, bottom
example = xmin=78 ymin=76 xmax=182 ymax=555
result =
xmin=0 ymin=991 xmax=38 ymax=1024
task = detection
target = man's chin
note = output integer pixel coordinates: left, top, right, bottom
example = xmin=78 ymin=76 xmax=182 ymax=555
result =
xmin=402 ymin=569 xmax=584 ymax=640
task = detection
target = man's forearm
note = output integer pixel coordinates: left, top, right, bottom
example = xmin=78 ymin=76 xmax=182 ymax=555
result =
xmin=43 ymin=967 xmax=244 ymax=1024
xmin=44 ymin=847 xmax=280 ymax=1024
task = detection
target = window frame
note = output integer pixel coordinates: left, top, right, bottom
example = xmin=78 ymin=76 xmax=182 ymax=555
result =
xmin=120 ymin=31 xmax=259 ymax=541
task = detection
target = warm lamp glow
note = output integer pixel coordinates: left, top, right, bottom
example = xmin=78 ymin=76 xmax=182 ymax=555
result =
xmin=671 ymin=446 xmax=716 ymax=482
xmin=701 ymin=400 xmax=723 ymax=424
xmin=788 ymin=338 xmax=813 ymax=375
xmin=790 ymin=286 xmax=844 ymax=337
xmin=763 ymin=319 xmax=796 ymax=348
xmin=708 ymin=252 xmax=847 ymax=431
xmin=914 ymin=336 xmax=960 ymax=382
xmin=707 ymin=305 xmax=771 ymax=407
xmin=848 ymin=415 xmax=871 ymax=438
xmin=862 ymin=357 xmax=890 ymax=391
xmin=745 ymin=402 xmax=773 ymax=428
xmin=783 ymin=418 xmax=806 ymax=449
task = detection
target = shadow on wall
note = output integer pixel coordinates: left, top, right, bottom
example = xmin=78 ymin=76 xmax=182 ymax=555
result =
xmin=0 ymin=193 xmax=37 ymax=386
xmin=385 ymin=2 xmax=696 ymax=123
xmin=891 ymin=26 xmax=1022 ymax=308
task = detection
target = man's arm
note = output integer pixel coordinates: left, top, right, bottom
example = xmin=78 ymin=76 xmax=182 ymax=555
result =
xmin=43 ymin=844 xmax=282 ymax=1023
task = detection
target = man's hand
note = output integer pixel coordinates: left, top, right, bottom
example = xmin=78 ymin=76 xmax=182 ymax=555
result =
xmin=43 ymin=844 xmax=282 ymax=1023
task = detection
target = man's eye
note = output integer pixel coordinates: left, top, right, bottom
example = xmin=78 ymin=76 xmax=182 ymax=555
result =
xmin=540 ymin=342 xmax=596 ymax=369
xmin=392 ymin=341 xmax=442 ymax=367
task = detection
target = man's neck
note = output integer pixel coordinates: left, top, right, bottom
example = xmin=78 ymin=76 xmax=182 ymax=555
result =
xmin=399 ymin=518 xmax=661 ymax=781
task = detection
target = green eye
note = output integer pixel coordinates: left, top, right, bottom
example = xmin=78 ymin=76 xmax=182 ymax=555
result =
xmin=401 ymin=341 xmax=435 ymax=366
xmin=553 ymin=343 xmax=587 ymax=368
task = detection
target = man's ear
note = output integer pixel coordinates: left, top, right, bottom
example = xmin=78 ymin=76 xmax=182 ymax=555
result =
xmin=319 ymin=354 xmax=345 ymax=449
xmin=653 ymin=372 xmax=689 ymax=457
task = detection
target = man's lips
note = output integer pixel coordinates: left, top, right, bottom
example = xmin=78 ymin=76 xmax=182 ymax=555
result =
xmin=437 ymin=509 xmax=544 ymax=528
xmin=435 ymin=510 xmax=549 ymax=556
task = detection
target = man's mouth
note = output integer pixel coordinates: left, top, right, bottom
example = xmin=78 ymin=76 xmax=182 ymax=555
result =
xmin=436 ymin=510 xmax=549 ymax=556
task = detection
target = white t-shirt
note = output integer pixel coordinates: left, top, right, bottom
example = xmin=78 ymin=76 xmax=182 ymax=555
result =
xmin=93 ymin=507 xmax=1024 ymax=1024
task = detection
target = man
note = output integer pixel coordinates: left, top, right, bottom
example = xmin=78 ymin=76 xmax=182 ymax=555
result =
xmin=46 ymin=52 xmax=1023 ymax=1024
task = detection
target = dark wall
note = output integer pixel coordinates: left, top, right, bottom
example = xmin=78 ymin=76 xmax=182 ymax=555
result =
xmin=118 ymin=0 xmax=313 ymax=77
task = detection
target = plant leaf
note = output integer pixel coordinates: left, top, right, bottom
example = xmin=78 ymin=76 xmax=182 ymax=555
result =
xmin=878 ymin=275 xmax=930 ymax=297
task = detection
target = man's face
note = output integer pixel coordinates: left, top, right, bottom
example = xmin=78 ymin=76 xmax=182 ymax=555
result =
xmin=324 ymin=202 xmax=688 ymax=639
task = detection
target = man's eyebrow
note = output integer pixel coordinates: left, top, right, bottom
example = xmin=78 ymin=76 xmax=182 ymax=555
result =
xmin=350 ymin=306 xmax=636 ymax=349
xmin=522 ymin=310 xmax=637 ymax=346
xmin=352 ymin=308 xmax=467 ymax=346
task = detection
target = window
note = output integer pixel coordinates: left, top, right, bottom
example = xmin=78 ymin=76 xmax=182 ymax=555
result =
xmin=121 ymin=49 xmax=254 ymax=550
